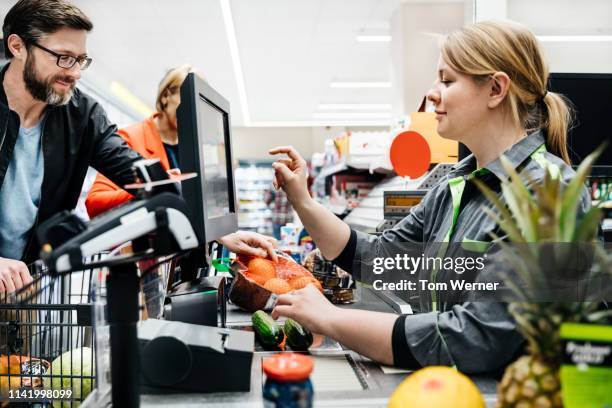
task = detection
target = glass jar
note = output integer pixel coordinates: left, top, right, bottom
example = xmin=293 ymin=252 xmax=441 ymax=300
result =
xmin=262 ymin=353 xmax=314 ymax=408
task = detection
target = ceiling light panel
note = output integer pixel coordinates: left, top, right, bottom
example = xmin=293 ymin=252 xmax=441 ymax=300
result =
xmin=356 ymin=35 xmax=392 ymax=42
xmin=317 ymin=103 xmax=392 ymax=110
xmin=537 ymin=35 xmax=612 ymax=42
xmin=330 ymin=81 xmax=392 ymax=88
xmin=312 ymin=112 xmax=391 ymax=119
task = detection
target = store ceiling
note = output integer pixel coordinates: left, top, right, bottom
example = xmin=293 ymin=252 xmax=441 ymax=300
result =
xmin=4 ymin=1 xmax=608 ymax=127
xmin=0 ymin=0 xmax=408 ymax=126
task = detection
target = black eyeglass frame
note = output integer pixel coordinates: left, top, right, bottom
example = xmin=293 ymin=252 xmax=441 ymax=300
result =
xmin=30 ymin=42 xmax=92 ymax=70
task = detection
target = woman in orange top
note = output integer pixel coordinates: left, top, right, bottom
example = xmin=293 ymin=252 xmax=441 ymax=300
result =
xmin=86 ymin=65 xmax=277 ymax=259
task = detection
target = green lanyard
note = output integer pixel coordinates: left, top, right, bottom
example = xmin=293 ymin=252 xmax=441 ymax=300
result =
xmin=431 ymin=168 xmax=489 ymax=311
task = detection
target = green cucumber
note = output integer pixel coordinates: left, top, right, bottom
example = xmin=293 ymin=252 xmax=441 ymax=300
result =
xmin=252 ymin=310 xmax=284 ymax=349
xmin=284 ymin=318 xmax=313 ymax=351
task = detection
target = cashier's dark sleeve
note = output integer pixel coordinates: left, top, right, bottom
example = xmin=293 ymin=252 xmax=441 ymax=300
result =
xmin=398 ymin=302 xmax=524 ymax=374
xmin=392 ymin=315 xmax=421 ymax=369
xmin=332 ymin=229 xmax=357 ymax=272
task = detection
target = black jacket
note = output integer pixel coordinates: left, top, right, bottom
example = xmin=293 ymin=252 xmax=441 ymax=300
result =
xmin=0 ymin=63 xmax=142 ymax=263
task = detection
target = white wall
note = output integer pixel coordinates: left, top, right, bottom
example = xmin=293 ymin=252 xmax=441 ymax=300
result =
xmin=231 ymin=126 xmax=386 ymax=161
xmin=391 ymin=2 xmax=466 ymax=117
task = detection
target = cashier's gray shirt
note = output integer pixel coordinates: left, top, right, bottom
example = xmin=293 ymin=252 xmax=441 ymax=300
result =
xmin=333 ymin=130 xmax=591 ymax=374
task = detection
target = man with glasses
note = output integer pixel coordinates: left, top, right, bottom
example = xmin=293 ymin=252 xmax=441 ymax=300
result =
xmin=0 ymin=0 xmax=277 ymax=293
xmin=0 ymin=0 xmax=143 ymax=291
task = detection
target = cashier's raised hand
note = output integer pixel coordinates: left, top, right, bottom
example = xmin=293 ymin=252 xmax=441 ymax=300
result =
xmin=219 ymin=231 xmax=278 ymax=262
xmin=0 ymin=257 xmax=33 ymax=293
xmin=272 ymin=284 xmax=337 ymax=335
xmin=268 ymin=146 xmax=310 ymax=204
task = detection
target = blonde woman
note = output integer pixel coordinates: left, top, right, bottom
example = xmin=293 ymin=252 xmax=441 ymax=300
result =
xmin=86 ymin=65 xmax=277 ymax=260
xmin=269 ymin=21 xmax=590 ymax=373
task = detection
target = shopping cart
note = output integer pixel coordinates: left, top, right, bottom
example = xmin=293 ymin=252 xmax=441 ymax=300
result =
xmin=0 ymin=261 xmax=98 ymax=407
xmin=0 ymin=249 xmax=179 ymax=408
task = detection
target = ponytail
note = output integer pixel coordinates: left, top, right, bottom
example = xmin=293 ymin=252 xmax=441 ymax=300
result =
xmin=541 ymin=91 xmax=574 ymax=164
xmin=441 ymin=21 xmax=576 ymax=165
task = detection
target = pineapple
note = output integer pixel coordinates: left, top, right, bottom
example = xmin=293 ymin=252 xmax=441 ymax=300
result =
xmin=473 ymin=144 xmax=612 ymax=408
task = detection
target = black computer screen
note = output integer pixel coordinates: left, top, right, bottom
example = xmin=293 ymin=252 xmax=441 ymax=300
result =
xmin=177 ymin=73 xmax=238 ymax=246
xmin=548 ymin=73 xmax=612 ymax=167
xmin=198 ymin=97 xmax=231 ymax=218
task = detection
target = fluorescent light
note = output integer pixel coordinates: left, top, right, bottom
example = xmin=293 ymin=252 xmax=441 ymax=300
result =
xmin=330 ymin=81 xmax=391 ymax=88
xmin=109 ymin=81 xmax=154 ymax=118
xmin=356 ymin=35 xmax=391 ymax=42
xmin=248 ymin=120 xmax=390 ymax=127
xmin=312 ymin=112 xmax=391 ymax=119
xmin=220 ymin=0 xmax=251 ymax=124
xmin=537 ymin=35 xmax=612 ymax=42
xmin=317 ymin=103 xmax=392 ymax=110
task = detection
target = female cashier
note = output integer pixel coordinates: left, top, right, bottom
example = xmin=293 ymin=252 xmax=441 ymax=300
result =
xmin=85 ymin=65 xmax=277 ymax=260
xmin=269 ymin=21 xmax=590 ymax=373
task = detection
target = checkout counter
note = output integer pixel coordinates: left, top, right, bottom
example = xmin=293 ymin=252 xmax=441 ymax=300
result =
xmin=129 ymin=284 xmax=499 ymax=408
xmin=131 ymin=284 xmax=498 ymax=407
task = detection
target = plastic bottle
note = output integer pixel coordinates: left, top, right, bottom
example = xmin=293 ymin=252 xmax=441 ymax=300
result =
xmin=262 ymin=353 xmax=314 ymax=408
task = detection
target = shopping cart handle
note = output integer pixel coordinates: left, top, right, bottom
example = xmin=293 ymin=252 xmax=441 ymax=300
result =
xmin=38 ymin=192 xmax=200 ymax=273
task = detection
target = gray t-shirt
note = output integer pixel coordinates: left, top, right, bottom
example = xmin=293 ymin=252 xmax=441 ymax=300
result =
xmin=0 ymin=120 xmax=44 ymax=259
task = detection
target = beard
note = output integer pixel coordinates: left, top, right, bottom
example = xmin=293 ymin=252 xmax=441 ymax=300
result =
xmin=23 ymin=53 xmax=76 ymax=106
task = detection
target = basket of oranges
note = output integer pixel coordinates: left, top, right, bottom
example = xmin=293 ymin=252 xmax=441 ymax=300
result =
xmin=228 ymin=252 xmax=322 ymax=312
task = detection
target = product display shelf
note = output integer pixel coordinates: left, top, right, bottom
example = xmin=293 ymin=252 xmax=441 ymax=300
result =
xmin=236 ymin=163 xmax=274 ymax=235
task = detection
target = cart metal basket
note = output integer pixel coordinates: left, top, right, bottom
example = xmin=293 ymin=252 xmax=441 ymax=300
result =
xmin=0 ymin=261 xmax=97 ymax=407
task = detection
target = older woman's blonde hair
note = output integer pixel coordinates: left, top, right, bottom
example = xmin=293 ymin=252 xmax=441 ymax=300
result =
xmin=441 ymin=20 xmax=573 ymax=163
xmin=155 ymin=64 xmax=194 ymax=113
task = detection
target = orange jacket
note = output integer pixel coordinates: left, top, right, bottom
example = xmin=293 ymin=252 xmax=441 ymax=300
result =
xmin=85 ymin=114 xmax=171 ymax=218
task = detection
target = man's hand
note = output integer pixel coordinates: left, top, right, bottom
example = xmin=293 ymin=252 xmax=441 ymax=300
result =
xmin=219 ymin=231 xmax=278 ymax=262
xmin=268 ymin=146 xmax=310 ymax=205
xmin=0 ymin=257 xmax=33 ymax=293
xmin=272 ymin=284 xmax=339 ymax=335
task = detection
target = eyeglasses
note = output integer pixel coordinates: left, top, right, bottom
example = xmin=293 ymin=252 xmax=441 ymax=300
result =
xmin=31 ymin=42 xmax=92 ymax=70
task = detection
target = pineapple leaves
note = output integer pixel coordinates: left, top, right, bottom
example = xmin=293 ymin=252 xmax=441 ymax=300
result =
xmin=472 ymin=179 xmax=524 ymax=243
xmin=573 ymin=207 xmax=602 ymax=242
xmin=560 ymin=143 xmax=606 ymax=241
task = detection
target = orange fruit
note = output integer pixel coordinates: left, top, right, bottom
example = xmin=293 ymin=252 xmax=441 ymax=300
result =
xmin=264 ymin=278 xmax=292 ymax=295
xmin=289 ymin=276 xmax=322 ymax=292
xmin=275 ymin=257 xmax=310 ymax=280
xmin=243 ymin=271 xmax=267 ymax=286
xmin=248 ymin=258 xmax=276 ymax=281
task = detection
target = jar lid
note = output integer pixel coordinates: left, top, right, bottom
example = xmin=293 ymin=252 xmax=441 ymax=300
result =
xmin=262 ymin=353 xmax=313 ymax=382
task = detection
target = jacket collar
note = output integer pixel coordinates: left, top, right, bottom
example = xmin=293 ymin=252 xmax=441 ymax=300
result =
xmin=0 ymin=63 xmax=10 ymax=109
xmin=484 ymin=130 xmax=545 ymax=181
xmin=143 ymin=113 xmax=162 ymax=155
xmin=449 ymin=130 xmax=546 ymax=181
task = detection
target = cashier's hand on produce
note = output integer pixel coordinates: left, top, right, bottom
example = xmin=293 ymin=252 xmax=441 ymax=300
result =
xmin=272 ymin=284 xmax=336 ymax=334
xmin=0 ymin=257 xmax=33 ymax=293
xmin=268 ymin=146 xmax=311 ymax=204
xmin=219 ymin=231 xmax=278 ymax=262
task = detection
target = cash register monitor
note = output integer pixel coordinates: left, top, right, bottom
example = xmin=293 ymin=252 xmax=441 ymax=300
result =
xmin=548 ymin=73 xmax=612 ymax=171
xmin=177 ymin=72 xmax=238 ymax=247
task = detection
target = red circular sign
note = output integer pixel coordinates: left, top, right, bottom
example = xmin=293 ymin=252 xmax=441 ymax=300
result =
xmin=389 ymin=131 xmax=431 ymax=178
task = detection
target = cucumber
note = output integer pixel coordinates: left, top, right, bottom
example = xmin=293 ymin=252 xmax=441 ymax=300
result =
xmin=252 ymin=310 xmax=285 ymax=349
xmin=284 ymin=318 xmax=313 ymax=351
